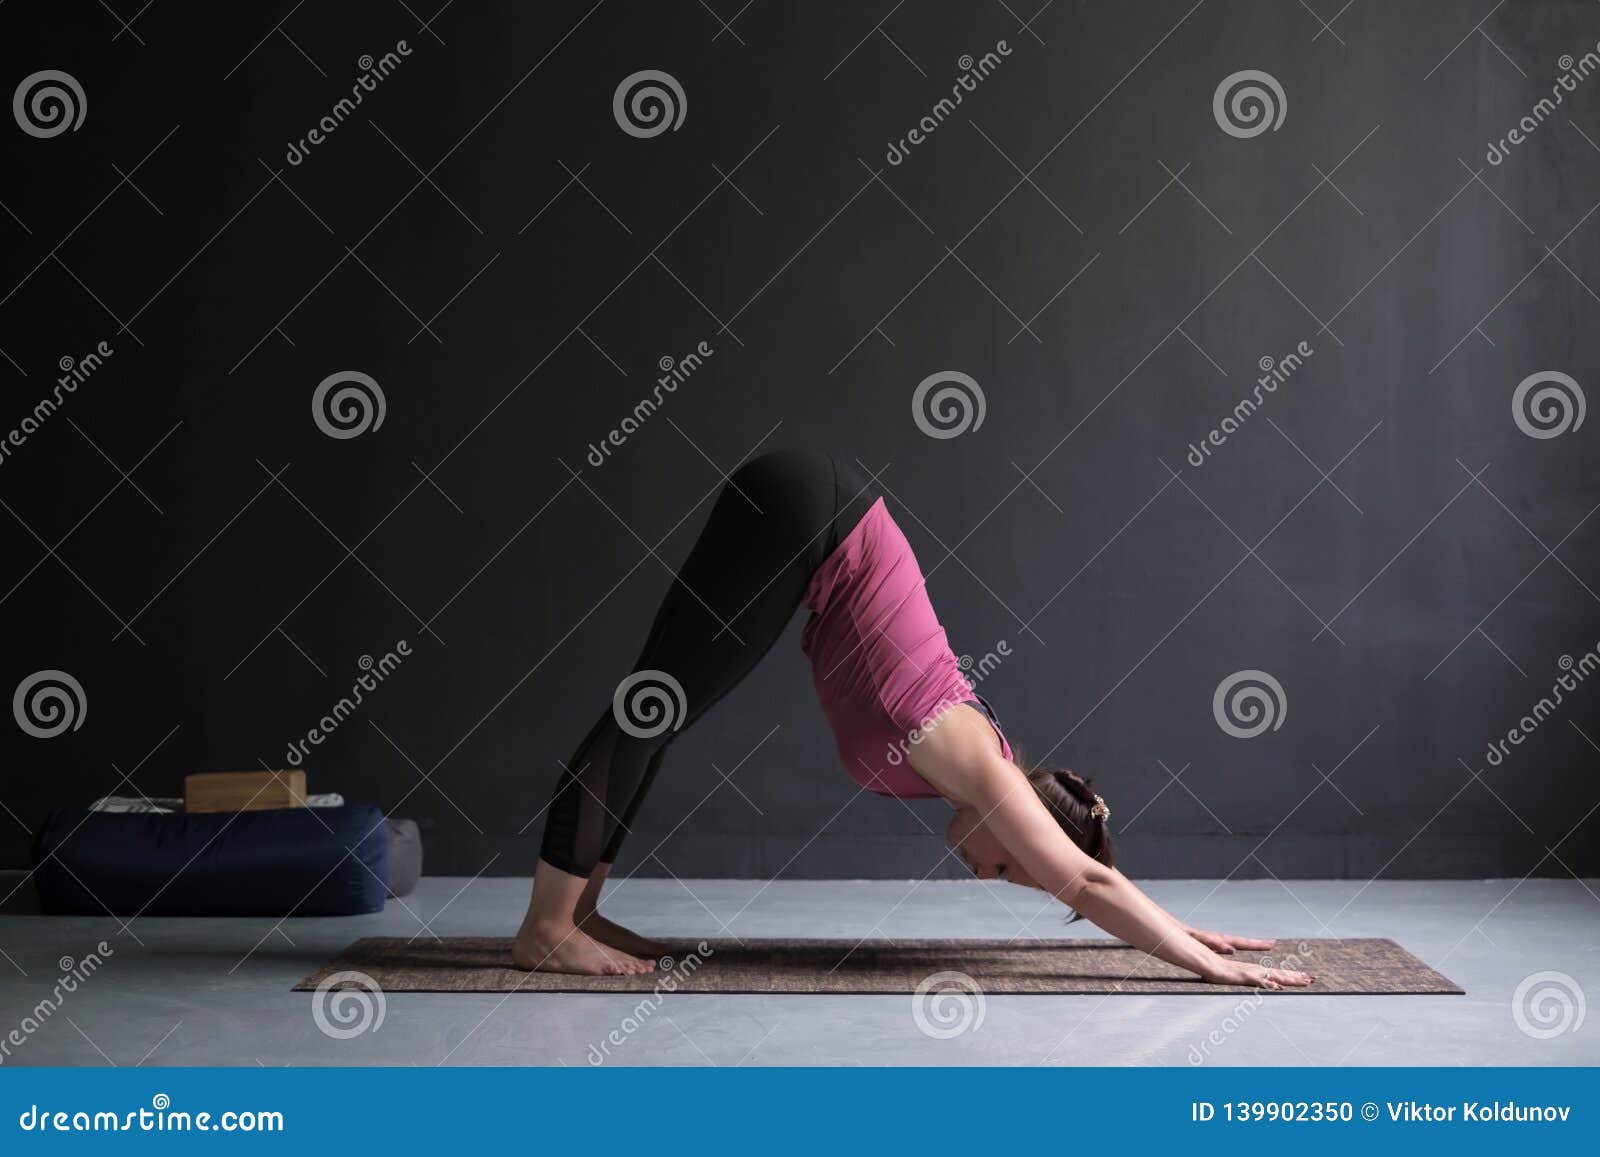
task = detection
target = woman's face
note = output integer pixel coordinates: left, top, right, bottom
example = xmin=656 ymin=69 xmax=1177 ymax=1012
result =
xmin=946 ymin=807 xmax=1040 ymax=889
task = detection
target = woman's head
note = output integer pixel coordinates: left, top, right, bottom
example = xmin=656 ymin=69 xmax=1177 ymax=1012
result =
xmin=945 ymin=764 xmax=1115 ymax=893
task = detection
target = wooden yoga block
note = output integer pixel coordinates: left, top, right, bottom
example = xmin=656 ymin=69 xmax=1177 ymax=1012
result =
xmin=184 ymin=770 xmax=308 ymax=813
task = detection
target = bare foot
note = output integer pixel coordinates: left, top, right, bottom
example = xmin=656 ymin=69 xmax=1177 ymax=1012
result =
xmin=512 ymin=921 xmax=654 ymax=975
xmin=578 ymin=909 xmax=672 ymax=960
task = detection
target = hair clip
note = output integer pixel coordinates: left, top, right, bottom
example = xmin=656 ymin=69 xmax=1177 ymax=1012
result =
xmin=1090 ymin=794 xmax=1110 ymax=822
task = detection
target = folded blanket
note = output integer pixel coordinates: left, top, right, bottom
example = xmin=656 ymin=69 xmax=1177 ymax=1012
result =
xmin=87 ymin=793 xmax=345 ymax=813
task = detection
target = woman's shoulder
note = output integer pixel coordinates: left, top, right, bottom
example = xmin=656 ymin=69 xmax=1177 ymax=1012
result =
xmin=902 ymin=700 xmax=1015 ymax=799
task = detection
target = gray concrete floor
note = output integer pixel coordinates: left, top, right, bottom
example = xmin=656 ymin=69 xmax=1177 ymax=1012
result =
xmin=0 ymin=878 xmax=1595 ymax=1066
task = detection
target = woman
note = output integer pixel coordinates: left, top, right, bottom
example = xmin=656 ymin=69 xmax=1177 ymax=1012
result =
xmin=515 ymin=450 xmax=1314 ymax=990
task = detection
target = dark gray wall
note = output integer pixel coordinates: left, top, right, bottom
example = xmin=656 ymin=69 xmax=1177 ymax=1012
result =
xmin=1 ymin=1 xmax=1596 ymax=883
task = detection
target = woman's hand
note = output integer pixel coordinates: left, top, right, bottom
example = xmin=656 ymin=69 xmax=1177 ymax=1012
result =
xmin=1201 ymin=957 xmax=1315 ymax=990
xmin=1186 ymin=926 xmax=1277 ymax=955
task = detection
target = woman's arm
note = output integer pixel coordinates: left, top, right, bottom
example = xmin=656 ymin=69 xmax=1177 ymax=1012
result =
xmin=908 ymin=716 xmax=1312 ymax=989
xmin=966 ymin=755 xmax=1279 ymax=985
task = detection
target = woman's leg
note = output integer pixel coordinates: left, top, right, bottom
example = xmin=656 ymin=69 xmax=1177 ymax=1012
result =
xmin=515 ymin=451 xmax=872 ymax=973
xmin=570 ymin=861 xmax=668 ymax=958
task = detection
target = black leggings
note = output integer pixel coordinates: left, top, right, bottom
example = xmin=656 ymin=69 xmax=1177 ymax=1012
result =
xmin=539 ymin=450 xmax=877 ymax=877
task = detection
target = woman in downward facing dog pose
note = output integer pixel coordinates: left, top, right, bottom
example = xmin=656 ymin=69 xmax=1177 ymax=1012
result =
xmin=516 ymin=450 xmax=1314 ymax=989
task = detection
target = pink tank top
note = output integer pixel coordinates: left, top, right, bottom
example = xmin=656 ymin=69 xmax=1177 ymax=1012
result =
xmin=800 ymin=498 xmax=1013 ymax=797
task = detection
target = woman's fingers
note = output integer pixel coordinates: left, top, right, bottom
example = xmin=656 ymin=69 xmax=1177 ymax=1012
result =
xmin=1190 ymin=929 xmax=1236 ymax=954
xmin=1204 ymin=960 xmax=1315 ymax=989
xmin=1194 ymin=928 xmax=1278 ymax=953
xmin=1242 ymin=965 xmax=1315 ymax=989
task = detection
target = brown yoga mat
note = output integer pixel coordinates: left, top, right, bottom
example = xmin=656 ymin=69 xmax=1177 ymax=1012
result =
xmin=294 ymin=936 xmax=1462 ymax=995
